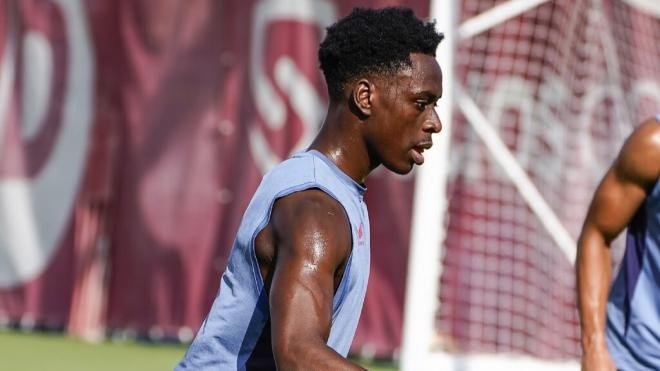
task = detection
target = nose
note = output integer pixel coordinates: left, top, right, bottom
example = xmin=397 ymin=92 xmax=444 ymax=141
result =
xmin=424 ymin=108 xmax=442 ymax=133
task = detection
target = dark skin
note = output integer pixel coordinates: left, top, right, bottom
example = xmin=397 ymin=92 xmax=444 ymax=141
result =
xmin=577 ymin=118 xmax=660 ymax=371
xmin=253 ymin=53 xmax=442 ymax=370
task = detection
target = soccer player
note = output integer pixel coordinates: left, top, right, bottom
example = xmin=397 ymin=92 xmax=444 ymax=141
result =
xmin=577 ymin=114 xmax=660 ymax=371
xmin=176 ymin=7 xmax=444 ymax=370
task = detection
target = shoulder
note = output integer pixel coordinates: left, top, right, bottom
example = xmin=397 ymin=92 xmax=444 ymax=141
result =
xmin=614 ymin=117 xmax=660 ymax=188
xmin=274 ymin=188 xmax=348 ymax=221
xmin=271 ymin=189 xmax=352 ymax=257
xmin=626 ymin=116 xmax=660 ymax=148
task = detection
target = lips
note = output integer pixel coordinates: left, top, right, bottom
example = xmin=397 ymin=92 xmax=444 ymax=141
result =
xmin=411 ymin=148 xmax=425 ymax=165
xmin=411 ymin=141 xmax=432 ymax=165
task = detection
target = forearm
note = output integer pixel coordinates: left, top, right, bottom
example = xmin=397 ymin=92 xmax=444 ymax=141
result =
xmin=274 ymin=340 xmax=366 ymax=371
xmin=576 ymin=232 xmax=612 ymax=350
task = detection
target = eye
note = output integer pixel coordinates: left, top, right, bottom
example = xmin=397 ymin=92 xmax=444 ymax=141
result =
xmin=414 ymin=100 xmax=428 ymax=110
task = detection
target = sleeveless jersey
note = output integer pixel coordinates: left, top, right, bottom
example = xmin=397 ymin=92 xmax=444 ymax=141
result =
xmin=176 ymin=150 xmax=370 ymax=370
xmin=606 ymin=115 xmax=660 ymax=370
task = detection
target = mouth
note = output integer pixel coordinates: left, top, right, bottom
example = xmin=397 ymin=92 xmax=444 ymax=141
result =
xmin=411 ymin=142 xmax=432 ymax=165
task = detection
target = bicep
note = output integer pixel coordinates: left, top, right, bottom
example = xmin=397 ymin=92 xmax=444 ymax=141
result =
xmin=582 ymin=169 xmax=645 ymax=243
xmin=268 ymin=190 xmax=351 ymax=350
xmin=581 ymin=125 xmax=658 ymax=244
xmin=269 ymin=245 xmax=335 ymax=345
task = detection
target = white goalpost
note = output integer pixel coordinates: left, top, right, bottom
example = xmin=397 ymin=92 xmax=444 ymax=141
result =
xmin=404 ymin=1 xmax=577 ymax=369
xmin=401 ymin=0 xmax=456 ymax=369
xmin=402 ymin=0 xmax=660 ymax=369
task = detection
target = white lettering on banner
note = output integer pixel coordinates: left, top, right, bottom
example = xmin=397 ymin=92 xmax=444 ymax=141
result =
xmin=631 ymin=80 xmax=660 ymax=113
xmin=21 ymin=32 xmax=53 ymax=140
xmin=486 ymin=76 xmax=535 ymax=173
xmin=622 ymin=0 xmax=660 ymax=18
xmin=577 ymin=82 xmax=629 ymax=180
xmin=0 ymin=3 xmax=15 ymax=158
xmin=0 ymin=0 xmax=94 ymax=288
xmin=454 ymin=73 xmax=660 ymax=190
xmin=248 ymin=0 xmax=336 ymax=174
xmin=533 ymin=75 xmax=568 ymax=192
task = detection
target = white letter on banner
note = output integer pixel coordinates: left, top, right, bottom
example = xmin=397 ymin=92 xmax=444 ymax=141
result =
xmin=248 ymin=0 xmax=336 ymax=174
xmin=486 ymin=76 xmax=535 ymax=180
xmin=0 ymin=0 xmax=94 ymax=288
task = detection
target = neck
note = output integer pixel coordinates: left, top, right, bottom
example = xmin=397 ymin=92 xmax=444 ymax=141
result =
xmin=308 ymin=104 xmax=376 ymax=184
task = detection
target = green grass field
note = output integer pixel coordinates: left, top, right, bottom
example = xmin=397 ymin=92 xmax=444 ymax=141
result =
xmin=0 ymin=329 xmax=397 ymax=371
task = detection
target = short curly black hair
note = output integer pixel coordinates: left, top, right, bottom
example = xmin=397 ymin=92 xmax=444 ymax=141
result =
xmin=319 ymin=7 xmax=444 ymax=101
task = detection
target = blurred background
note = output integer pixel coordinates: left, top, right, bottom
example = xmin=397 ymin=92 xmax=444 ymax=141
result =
xmin=0 ymin=0 xmax=658 ymax=370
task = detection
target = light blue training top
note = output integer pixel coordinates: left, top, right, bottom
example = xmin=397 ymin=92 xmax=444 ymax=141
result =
xmin=176 ymin=150 xmax=370 ymax=370
xmin=606 ymin=115 xmax=660 ymax=370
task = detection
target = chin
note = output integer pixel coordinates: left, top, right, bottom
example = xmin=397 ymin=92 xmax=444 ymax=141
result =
xmin=383 ymin=161 xmax=414 ymax=175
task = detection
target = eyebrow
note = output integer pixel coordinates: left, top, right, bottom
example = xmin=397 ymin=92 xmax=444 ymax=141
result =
xmin=413 ymin=91 xmax=441 ymax=101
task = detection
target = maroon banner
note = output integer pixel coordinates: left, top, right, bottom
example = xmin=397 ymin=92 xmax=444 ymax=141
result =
xmin=1 ymin=0 xmax=430 ymax=356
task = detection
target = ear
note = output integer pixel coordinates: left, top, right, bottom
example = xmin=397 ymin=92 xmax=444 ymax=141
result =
xmin=350 ymin=79 xmax=373 ymax=118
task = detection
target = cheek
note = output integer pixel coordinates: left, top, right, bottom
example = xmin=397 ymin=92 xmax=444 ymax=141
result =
xmin=377 ymin=106 xmax=419 ymax=149
xmin=397 ymin=114 xmax=422 ymax=138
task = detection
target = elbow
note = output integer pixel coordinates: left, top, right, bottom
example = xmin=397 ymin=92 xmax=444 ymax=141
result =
xmin=273 ymin=353 xmax=296 ymax=370
xmin=273 ymin=340 xmax=365 ymax=371
xmin=272 ymin=339 xmax=308 ymax=370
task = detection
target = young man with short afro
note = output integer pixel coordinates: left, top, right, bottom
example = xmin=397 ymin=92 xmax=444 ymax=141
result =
xmin=177 ymin=7 xmax=444 ymax=370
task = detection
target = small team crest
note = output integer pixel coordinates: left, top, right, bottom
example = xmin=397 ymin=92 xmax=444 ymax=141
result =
xmin=356 ymin=223 xmax=365 ymax=247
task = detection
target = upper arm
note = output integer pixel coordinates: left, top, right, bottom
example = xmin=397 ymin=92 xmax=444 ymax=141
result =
xmin=268 ymin=189 xmax=352 ymax=354
xmin=580 ymin=119 xmax=660 ymax=245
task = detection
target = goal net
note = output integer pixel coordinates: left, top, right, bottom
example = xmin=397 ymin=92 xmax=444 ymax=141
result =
xmin=402 ymin=0 xmax=660 ymax=370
